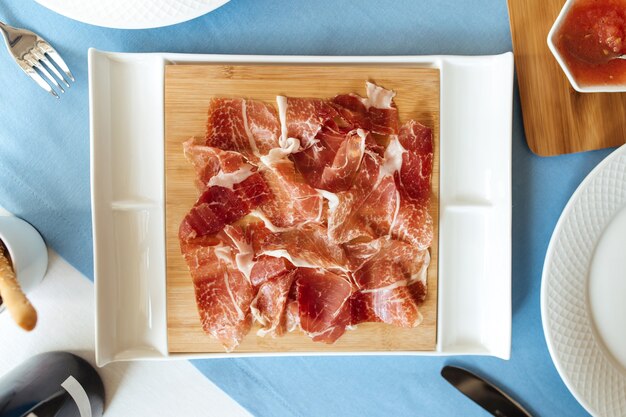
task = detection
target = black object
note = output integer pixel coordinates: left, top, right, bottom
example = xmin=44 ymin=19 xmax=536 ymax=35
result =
xmin=441 ymin=365 xmax=533 ymax=417
xmin=0 ymin=352 xmax=104 ymax=417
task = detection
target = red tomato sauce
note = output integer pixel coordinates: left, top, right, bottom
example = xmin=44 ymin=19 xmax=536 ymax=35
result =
xmin=556 ymin=0 xmax=626 ymax=86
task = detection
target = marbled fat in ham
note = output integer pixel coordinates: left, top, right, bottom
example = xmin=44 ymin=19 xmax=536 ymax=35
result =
xmin=178 ymin=173 xmax=270 ymax=240
xmin=181 ymin=234 xmax=253 ymax=351
xmin=205 ymin=97 xmax=281 ymax=159
xmin=256 ymin=158 xmax=323 ymax=228
xmin=292 ymin=127 xmax=366 ymax=192
xmin=283 ymin=97 xmax=340 ymax=149
xmin=296 ymin=268 xmax=352 ymax=343
xmin=179 ymin=84 xmax=434 ymax=351
xmin=396 ymin=120 xmax=433 ymax=205
xmin=251 ymin=270 xmax=297 ymax=337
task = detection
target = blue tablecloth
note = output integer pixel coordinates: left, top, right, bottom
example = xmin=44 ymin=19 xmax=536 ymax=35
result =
xmin=0 ymin=1 xmax=611 ymax=415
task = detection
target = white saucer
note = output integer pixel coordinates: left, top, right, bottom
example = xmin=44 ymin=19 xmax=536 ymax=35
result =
xmin=34 ymin=0 xmax=230 ymax=29
xmin=542 ymin=145 xmax=626 ymax=417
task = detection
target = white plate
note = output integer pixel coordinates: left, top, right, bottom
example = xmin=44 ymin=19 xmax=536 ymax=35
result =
xmin=34 ymin=0 xmax=229 ymax=29
xmin=88 ymin=50 xmax=514 ymax=366
xmin=542 ymin=145 xmax=626 ymax=417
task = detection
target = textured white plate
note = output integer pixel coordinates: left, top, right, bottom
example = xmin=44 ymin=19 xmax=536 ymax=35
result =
xmin=34 ymin=0 xmax=229 ymax=29
xmin=89 ymin=50 xmax=513 ymax=365
xmin=542 ymin=145 xmax=626 ymax=417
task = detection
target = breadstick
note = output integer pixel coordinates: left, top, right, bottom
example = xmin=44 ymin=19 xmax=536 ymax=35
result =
xmin=0 ymin=244 xmax=37 ymax=331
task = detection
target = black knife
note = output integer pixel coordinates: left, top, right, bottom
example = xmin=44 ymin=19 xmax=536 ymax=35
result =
xmin=441 ymin=366 xmax=534 ymax=417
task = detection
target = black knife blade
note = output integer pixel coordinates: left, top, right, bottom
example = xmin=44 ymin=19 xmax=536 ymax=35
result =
xmin=441 ymin=366 xmax=533 ymax=417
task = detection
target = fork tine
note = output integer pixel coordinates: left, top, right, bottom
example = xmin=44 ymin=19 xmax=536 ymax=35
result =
xmin=38 ymin=42 xmax=74 ymax=82
xmin=32 ymin=49 xmax=69 ymax=88
xmin=27 ymin=57 xmax=65 ymax=94
xmin=21 ymin=64 xmax=59 ymax=98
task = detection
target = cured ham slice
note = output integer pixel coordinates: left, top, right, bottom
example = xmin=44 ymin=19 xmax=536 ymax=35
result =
xmin=260 ymin=223 xmax=348 ymax=270
xmin=292 ymin=128 xmax=366 ymax=192
xmin=257 ymin=158 xmax=323 ymax=228
xmin=249 ymin=255 xmax=294 ymax=288
xmin=346 ymin=238 xmax=428 ymax=290
xmin=281 ymin=97 xmax=340 ymax=149
xmin=390 ymin=202 xmax=433 ymax=251
xmin=296 ymin=268 xmax=352 ymax=343
xmin=333 ymin=82 xmax=399 ymax=136
xmin=205 ymin=98 xmax=281 ymax=158
xmin=327 ymin=153 xmax=398 ymax=243
xmin=183 ymin=137 xmax=251 ymax=191
xmin=319 ymin=130 xmax=366 ymax=191
xmin=251 ymin=270 xmax=297 ymax=337
xmin=346 ymin=238 xmax=428 ymax=327
xmin=179 ymin=173 xmax=271 ymax=240
xmin=181 ymin=236 xmax=253 ymax=351
xmin=179 ymin=81 xmax=434 ymax=351
xmin=328 ymin=132 xmax=434 ymax=248
xmin=350 ymin=281 xmax=426 ymax=327
xmin=396 ymin=120 xmax=433 ymax=204
xmin=390 ymin=120 xmax=434 ymax=249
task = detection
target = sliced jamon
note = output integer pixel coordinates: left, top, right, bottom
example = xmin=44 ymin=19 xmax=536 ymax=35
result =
xmin=256 ymin=158 xmax=323 ymax=228
xmin=346 ymin=238 xmax=428 ymax=327
xmin=260 ymin=223 xmax=348 ymax=270
xmin=396 ymin=119 xmax=433 ymax=204
xmin=249 ymin=255 xmax=294 ymax=288
xmin=291 ymin=128 xmax=366 ymax=192
xmin=279 ymin=96 xmax=340 ymax=149
xmin=229 ymin=220 xmax=347 ymax=271
xmin=284 ymin=279 xmax=300 ymax=333
xmin=390 ymin=201 xmax=433 ymax=250
xmin=333 ymin=82 xmax=399 ymax=136
xmin=250 ymin=270 xmax=297 ymax=337
xmin=183 ymin=137 xmax=251 ymax=191
xmin=181 ymin=236 xmax=253 ymax=351
xmin=327 ymin=152 xmax=398 ymax=243
xmin=296 ymin=268 xmax=353 ymax=343
xmin=179 ymin=173 xmax=271 ymax=240
xmin=319 ymin=129 xmax=365 ymax=191
xmin=285 ymin=299 xmax=300 ymax=333
xmin=350 ymin=281 xmax=426 ymax=327
xmin=206 ymin=98 xmax=280 ymax=158
xmin=180 ymin=83 xmax=435 ymax=351
xmin=233 ymin=172 xmax=272 ymax=209
xmin=328 ymin=131 xmax=434 ymax=247
xmin=346 ymin=238 xmax=429 ymax=290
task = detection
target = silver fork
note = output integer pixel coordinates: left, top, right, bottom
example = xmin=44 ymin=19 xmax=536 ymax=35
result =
xmin=0 ymin=20 xmax=74 ymax=98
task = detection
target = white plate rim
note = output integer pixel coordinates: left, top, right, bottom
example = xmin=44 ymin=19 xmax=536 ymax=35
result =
xmin=34 ymin=0 xmax=230 ymax=29
xmin=541 ymin=144 xmax=626 ymax=417
xmin=88 ymin=50 xmax=513 ymax=365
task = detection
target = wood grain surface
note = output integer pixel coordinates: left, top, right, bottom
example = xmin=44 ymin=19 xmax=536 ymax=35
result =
xmin=508 ymin=0 xmax=626 ymax=156
xmin=164 ymin=64 xmax=440 ymax=353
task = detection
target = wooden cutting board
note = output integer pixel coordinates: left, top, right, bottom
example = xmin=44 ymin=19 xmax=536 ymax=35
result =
xmin=508 ymin=0 xmax=626 ymax=156
xmin=164 ymin=64 xmax=440 ymax=353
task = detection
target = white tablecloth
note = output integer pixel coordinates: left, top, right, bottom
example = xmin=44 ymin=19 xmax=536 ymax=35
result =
xmin=0 ymin=248 xmax=251 ymax=417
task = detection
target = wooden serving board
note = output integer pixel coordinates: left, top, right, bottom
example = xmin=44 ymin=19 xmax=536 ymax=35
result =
xmin=164 ymin=64 xmax=440 ymax=353
xmin=508 ymin=0 xmax=626 ymax=156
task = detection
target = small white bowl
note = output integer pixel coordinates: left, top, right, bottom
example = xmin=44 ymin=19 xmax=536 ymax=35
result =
xmin=547 ymin=0 xmax=626 ymax=93
xmin=0 ymin=216 xmax=48 ymax=313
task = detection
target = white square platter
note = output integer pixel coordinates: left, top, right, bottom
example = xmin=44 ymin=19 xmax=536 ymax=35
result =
xmin=89 ymin=49 xmax=513 ymax=366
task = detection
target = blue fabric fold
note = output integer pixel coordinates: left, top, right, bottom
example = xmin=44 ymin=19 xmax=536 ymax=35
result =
xmin=0 ymin=0 xmax=606 ymax=415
